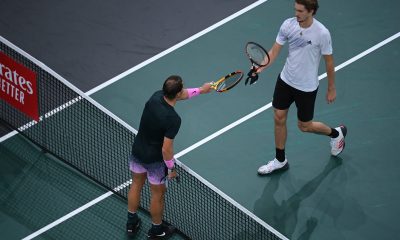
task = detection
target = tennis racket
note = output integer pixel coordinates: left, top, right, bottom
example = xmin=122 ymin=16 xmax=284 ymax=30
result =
xmin=210 ymin=71 xmax=244 ymax=92
xmin=245 ymin=42 xmax=270 ymax=85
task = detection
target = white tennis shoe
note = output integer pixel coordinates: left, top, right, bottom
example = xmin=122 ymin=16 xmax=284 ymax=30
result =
xmin=257 ymin=158 xmax=289 ymax=175
xmin=330 ymin=125 xmax=347 ymax=156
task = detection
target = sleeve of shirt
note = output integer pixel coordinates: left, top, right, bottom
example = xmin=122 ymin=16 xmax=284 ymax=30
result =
xmin=164 ymin=115 xmax=181 ymax=139
xmin=276 ymin=19 xmax=289 ymax=45
xmin=320 ymin=29 xmax=333 ymax=55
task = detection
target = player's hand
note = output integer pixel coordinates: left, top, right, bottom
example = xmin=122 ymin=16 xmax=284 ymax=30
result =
xmin=326 ymin=87 xmax=336 ymax=104
xmin=248 ymin=67 xmax=258 ymax=77
xmin=167 ymin=169 xmax=178 ymax=180
xmin=200 ymin=82 xmax=212 ymax=94
xmin=256 ymin=65 xmax=266 ymax=74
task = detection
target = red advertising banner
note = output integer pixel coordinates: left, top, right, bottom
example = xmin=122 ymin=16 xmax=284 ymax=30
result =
xmin=0 ymin=51 xmax=39 ymax=121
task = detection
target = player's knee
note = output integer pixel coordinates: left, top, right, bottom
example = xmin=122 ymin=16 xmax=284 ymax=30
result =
xmin=274 ymin=113 xmax=287 ymax=126
xmin=298 ymin=122 xmax=311 ymax=132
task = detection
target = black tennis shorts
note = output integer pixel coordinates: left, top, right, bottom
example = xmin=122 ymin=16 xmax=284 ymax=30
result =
xmin=272 ymin=74 xmax=318 ymax=122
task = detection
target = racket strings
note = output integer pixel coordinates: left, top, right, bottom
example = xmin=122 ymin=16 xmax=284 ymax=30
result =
xmin=246 ymin=43 xmax=269 ymax=66
xmin=216 ymin=73 xmax=242 ymax=91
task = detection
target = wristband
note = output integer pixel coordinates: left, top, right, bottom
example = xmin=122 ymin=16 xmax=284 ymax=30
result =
xmin=164 ymin=158 xmax=175 ymax=169
xmin=187 ymin=88 xmax=201 ymax=99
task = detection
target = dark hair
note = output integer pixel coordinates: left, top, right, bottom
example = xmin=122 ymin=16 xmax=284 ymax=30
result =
xmin=163 ymin=75 xmax=183 ymax=100
xmin=295 ymin=0 xmax=319 ymax=15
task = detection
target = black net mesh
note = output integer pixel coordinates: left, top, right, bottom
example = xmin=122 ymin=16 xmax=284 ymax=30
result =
xmin=0 ymin=38 xmax=285 ymax=240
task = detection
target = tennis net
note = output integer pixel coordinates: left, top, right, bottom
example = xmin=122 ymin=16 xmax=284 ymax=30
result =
xmin=0 ymin=36 xmax=287 ymax=240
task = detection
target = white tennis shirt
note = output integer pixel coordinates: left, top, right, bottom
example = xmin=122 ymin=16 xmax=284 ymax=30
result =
xmin=276 ymin=17 xmax=332 ymax=92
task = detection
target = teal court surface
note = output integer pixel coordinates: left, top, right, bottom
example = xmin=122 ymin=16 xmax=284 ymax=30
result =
xmin=1 ymin=0 xmax=400 ymax=239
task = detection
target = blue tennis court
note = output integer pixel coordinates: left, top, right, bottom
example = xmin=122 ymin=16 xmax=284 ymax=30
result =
xmin=1 ymin=0 xmax=400 ymax=239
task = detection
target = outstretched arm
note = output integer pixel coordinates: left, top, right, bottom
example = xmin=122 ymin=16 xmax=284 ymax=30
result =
xmin=178 ymin=82 xmax=212 ymax=100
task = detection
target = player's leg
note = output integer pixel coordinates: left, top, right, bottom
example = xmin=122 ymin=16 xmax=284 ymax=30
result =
xmin=149 ymin=183 xmax=166 ymax=225
xmin=258 ymin=75 xmax=291 ymax=175
xmin=147 ymin=163 xmax=175 ymax=239
xmin=295 ymin=87 xmax=347 ymax=156
xmin=297 ymin=120 xmax=331 ymax=135
xmin=126 ymin=157 xmax=147 ymax=237
xmin=274 ymin=108 xmax=289 ymax=150
xmin=128 ymin=172 xmax=146 ymax=213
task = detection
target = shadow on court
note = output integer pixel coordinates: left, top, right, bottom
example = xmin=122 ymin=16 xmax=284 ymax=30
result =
xmin=254 ymin=157 xmax=346 ymax=239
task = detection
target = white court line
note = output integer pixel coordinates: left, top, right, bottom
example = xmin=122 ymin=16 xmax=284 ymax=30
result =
xmin=175 ymin=103 xmax=272 ymax=158
xmin=85 ymin=0 xmax=271 ymax=96
xmin=0 ymin=130 xmax=18 ymax=142
xmin=1 ymin=0 xmax=271 ymax=144
xmin=20 ymin=31 xmax=400 ymax=240
xmin=21 ymin=192 xmax=113 ymax=240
